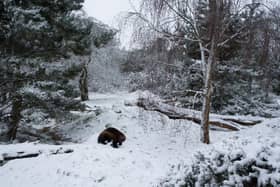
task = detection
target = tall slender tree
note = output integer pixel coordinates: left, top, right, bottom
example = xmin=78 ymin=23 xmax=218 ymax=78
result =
xmin=127 ymin=0 xmax=255 ymax=143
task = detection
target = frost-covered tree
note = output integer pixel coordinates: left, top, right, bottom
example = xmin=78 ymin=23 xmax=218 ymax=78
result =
xmin=88 ymin=39 xmax=128 ymax=93
xmin=0 ymin=0 xmax=93 ymax=57
xmin=127 ymin=0 xmax=254 ymax=144
xmin=0 ymin=0 xmax=114 ymax=142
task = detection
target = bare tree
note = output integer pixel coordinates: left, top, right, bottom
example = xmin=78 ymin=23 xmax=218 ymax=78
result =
xmin=259 ymin=20 xmax=271 ymax=100
xmin=7 ymin=93 xmax=22 ymax=141
xmin=127 ymin=0 xmax=250 ymax=144
xmin=79 ymin=57 xmax=91 ymax=101
xmin=259 ymin=3 xmax=280 ymax=100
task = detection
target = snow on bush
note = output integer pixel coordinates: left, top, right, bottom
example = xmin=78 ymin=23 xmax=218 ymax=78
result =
xmin=160 ymin=143 xmax=280 ymax=187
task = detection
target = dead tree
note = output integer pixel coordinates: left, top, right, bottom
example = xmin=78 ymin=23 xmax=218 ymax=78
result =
xmin=7 ymin=93 xmax=22 ymax=141
xmin=79 ymin=57 xmax=91 ymax=101
xmin=259 ymin=21 xmax=271 ymax=100
xmin=79 ymin=65 xmax=89 ymax=101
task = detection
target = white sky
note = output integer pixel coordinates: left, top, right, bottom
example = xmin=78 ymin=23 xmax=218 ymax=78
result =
xmin=82 ymin=0 xmax=278 ymax=48
xmin=83 ymin=0 xmax=133 ymax=26
xmin=83 ymin=0 xmax=137 ymax=48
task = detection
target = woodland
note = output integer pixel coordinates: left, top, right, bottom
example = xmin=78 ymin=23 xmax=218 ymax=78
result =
xmin=1 ymin=0 xmax=280 ymax=186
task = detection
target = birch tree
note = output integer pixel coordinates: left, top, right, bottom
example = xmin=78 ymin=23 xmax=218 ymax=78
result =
xmin=127 ymin=0 xmax=252 ymax=144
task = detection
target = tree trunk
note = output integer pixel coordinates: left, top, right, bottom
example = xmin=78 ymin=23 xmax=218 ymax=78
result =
xmin=259 ymin=26 xmax=271 ymax=100
xmin=200 ymin=0 xmax=220 ymax=144
xmin=200 ymin=43 xmax=215 ymax=144
xmin=79 ymin=65 xmax=89 ymax=101
xmin=244 ymin=1 xmax=258 ymax=95
xmin=244 ymin=0 xmax=257 ymax=65
xmin=7 ymin=93 xmax=22 ymax=141
xmin=199 ymin=42 xmax=206 ymax=79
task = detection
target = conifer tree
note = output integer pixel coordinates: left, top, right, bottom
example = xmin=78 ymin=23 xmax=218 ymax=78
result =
xmin=0 ymin=0 xmax=114 ymax=142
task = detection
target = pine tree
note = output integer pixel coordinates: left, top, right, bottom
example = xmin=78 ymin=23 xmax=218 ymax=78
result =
xmin=0 ymin=0 xmax=114 ymax=142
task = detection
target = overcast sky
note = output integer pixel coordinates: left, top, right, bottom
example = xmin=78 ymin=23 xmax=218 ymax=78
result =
xmin=82 ymin=0 xmax=278 ymax=48
xmin=83 ymin=0 xmax=133 ymax=26
xmin=83 ymin=0 xmax=136 ymax=48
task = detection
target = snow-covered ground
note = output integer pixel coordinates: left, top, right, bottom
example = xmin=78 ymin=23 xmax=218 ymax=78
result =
xmin=1 ymin=92 xmax=280 ymax=187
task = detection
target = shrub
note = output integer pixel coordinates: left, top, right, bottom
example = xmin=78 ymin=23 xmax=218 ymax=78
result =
xmin=161 ymin=145 xmax=280 ymax=187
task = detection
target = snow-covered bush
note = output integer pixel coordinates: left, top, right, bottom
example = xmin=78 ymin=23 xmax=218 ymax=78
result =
xmin=161 ymin=145 xmax=280 ymax=187
xmin=88 ymin=42 xmax=129 ymax=92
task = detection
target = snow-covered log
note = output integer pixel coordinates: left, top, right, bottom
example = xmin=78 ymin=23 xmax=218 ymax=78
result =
xmin=136 ymin=97 xmax=262 ymax=131
xmin=0 ymin=146 xmax=73 ymax=166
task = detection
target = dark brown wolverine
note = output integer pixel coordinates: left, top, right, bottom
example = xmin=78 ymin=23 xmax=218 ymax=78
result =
xmin=97 ymin=127 xmax=126 ymax=148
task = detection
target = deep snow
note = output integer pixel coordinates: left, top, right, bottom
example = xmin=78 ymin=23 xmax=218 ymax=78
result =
xmin=0 ymin=92 xmax=280 ymax=187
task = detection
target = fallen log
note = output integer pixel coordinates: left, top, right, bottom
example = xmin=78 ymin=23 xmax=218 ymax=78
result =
xmin=136 ymin=97 xmax=262 ymax=131
xmin=2 ymin=153 xmax=40 ymax=162
xmin=223 ymin=118 xmax=262 ymax=126
xmin=0 ymin=147 xmax=73 ymax=166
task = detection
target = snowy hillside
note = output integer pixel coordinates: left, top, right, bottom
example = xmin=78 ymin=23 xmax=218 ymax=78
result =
xmin=1 ymin=92 xmax=280 ymax=187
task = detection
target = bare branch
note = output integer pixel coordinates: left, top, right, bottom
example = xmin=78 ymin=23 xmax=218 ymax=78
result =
xmin=217 ymin=25 xmax=247 ymax=47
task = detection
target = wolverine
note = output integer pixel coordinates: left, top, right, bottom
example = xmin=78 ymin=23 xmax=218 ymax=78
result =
xmin=97 ymin=127 xmax=126 ymax=148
